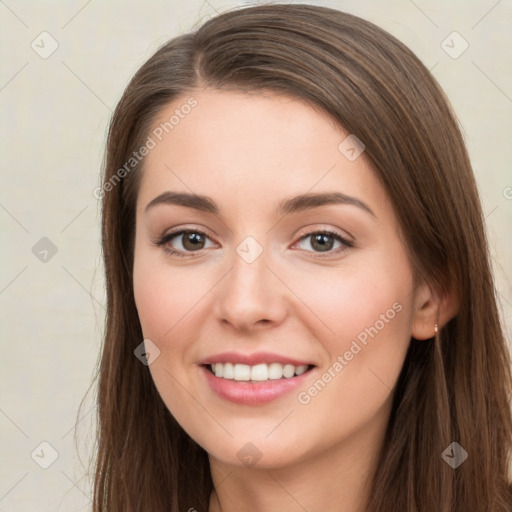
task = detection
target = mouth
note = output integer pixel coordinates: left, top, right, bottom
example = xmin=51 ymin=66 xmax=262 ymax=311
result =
xmin=203 ymin=362 xmax=315 ymax=382
xmin=199 ymin=354 xmax=317 ymax=405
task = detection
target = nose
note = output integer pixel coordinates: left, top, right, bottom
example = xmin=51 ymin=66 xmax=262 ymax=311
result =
xmin=213 ymin=245 xmax=288 ymax=333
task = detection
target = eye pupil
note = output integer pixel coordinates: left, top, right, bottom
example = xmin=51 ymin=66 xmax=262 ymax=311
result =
xmin=183 ymin=232 xmax=205 ymax=250
xmin=312 ymin=233 xmax=334 ymax=252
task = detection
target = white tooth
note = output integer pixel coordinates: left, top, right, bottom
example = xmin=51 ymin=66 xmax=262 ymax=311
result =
xmin=234 ymin=363 xmax=251 ymax=381
xmin=282 ymin=364 xmax=295 ymax=378
xmin=295 ymin=365 xmax=308 ymax=376
xmin=214 ymin=363 xmax=223 ymax=378
xmin=251 ymin=363 xmax=269 ymax=381
xmin=268 ymin=363 xmax=283 ymax=380
xmin=223 ymin=363 xmax=234 ymax=379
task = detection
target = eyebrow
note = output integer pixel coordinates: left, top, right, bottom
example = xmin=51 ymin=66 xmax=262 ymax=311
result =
xmin=144 ymin=191 xmax=375 ymax=218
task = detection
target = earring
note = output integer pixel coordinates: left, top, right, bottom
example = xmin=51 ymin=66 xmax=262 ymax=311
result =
xmin=434 ymin=305 xmax=440 ymax=336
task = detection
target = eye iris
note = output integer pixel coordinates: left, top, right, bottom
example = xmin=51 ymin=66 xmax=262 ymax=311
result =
xmin=311 ymin=233 xmax=334 ymax=252
xmin=183 ymin=232 xmax=205 ymax=251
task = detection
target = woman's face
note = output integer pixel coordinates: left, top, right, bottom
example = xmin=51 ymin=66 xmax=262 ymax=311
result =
xmin=133 ymin=88 xmax=422 ymax=470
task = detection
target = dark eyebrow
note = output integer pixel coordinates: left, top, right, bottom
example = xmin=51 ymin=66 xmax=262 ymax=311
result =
xmin=277 ymin=192 xmax=375 ymax=218
xmin=145 ymin=192 xmax=219 ymax=214
xmin=144 ymin=191 xmax=375 ymax=218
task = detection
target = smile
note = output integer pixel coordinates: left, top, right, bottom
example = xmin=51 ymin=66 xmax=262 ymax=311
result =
xmin=199 ymin=353 xmax=317 ymax=405
xmin=208 ymin=362 xmax=311 ymax=381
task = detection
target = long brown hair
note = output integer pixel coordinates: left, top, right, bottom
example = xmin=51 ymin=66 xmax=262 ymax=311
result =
xmin=91 ymin=4 xmax=512 ymax=510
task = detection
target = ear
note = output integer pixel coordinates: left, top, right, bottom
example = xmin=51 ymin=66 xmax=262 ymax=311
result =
xmin=411 ymin=281 xmax=459 ymax=340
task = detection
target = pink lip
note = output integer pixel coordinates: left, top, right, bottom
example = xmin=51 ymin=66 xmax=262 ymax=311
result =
xmin=199 ymin=351 xmax=313 ymax=366
xmin=200 ymin=365 xmax=316 ymax=405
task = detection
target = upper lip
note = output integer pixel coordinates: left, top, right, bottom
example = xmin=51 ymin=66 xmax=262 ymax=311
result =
xmin=199 ymin=351 xmax=315 ymax=367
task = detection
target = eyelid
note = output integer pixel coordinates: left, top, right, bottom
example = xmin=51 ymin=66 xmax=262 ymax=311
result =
xmin=293 ymin=224 xmax=354 ymax=245
xmin=156 ymin=225 xmax=217 ymax=243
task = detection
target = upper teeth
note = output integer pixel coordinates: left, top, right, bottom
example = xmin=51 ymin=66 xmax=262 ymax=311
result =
xmin=210 ymin=362 xmax=309 ymax=381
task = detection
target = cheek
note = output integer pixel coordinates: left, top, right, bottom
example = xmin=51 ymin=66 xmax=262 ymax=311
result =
xmin=133 ymin=270 xmax=169 ymax=342
xmin=133 ymin=252 xmax=208 ymax=344
xmin=290 ymin=254 xmax=414 ymax=432
xmin=286 ymin=256 xmax=412 ymax=353
xmin=305 ymin=279 xmax=410 ymax=397
xmin=133 ymin=257 xmax=213 ymax=443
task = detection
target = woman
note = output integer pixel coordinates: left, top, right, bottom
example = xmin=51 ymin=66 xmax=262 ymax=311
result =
xmin=92 ymin=4 xmax=512 ymax=511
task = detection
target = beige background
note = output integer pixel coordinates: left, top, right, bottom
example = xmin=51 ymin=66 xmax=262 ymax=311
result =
xmin=0 ymin=0 xmax=510 ymax=510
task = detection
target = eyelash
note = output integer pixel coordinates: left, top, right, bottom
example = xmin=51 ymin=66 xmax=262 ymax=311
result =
xmin=153 ymin=228 xmax=354 ymax=259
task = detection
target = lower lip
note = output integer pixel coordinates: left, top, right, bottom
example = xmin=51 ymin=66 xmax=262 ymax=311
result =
xmin=201 ymin=365 xmax=315 ymax=405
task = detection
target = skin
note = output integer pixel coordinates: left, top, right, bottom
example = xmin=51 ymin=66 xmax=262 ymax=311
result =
xmin=132 ymin=88 xmax=454 ymax=512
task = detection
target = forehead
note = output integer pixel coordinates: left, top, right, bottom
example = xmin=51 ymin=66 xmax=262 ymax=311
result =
xmin=136 ymin=88 xmax=388 ymax=218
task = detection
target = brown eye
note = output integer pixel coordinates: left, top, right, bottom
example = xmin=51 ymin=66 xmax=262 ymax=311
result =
xmin=181 ymin=232 xmax=206 ymax=251
xmin=155 ymin=229 xmax=216 ymax=256
xmin=310 ymin=233 xmax=335 ymax=252
xmin=295 ymin=230 xmax=353 ymax=257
